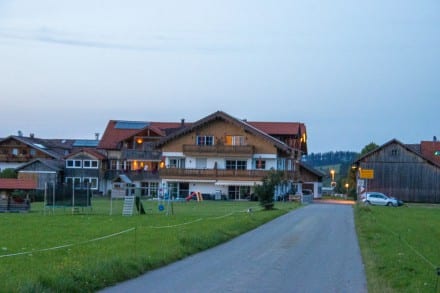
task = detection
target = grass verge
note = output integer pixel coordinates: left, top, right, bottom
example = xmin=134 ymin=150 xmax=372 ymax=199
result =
xmin=354 ymin=203 xmax=440 ymax=292
xmin=0 ymin=198 xmax=298 ymax=292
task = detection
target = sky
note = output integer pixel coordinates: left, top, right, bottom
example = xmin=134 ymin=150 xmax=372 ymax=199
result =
xmin=0 ymin=0 xmax=439 ymax=153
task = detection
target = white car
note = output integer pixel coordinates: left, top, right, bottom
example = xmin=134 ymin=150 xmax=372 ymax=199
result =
xmin=362 ymin=192 xmax=398 ymax=207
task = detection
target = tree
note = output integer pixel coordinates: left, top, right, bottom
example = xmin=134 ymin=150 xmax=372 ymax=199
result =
xmin=254 ymin=170 xmax=284 ymax=210
xmin=0 ymin=168 xmax=17 ymax=178
xmin=360 ymin=142 xmax=379 ymax=156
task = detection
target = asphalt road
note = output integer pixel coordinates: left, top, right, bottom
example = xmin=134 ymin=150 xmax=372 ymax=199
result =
xmin=101 ymin=203 xmax=367 ymax=293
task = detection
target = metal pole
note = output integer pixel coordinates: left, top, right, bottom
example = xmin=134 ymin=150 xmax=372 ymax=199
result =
xmin=52 ymin=182 xmax=55 ymax=213
xmin=72 ymin=180 xmax=75 ymax=214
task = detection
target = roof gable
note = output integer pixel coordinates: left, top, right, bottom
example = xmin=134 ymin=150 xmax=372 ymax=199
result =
xmin=15 ymin=159 xmax=64 ymax=172
xmin=98 ymin=120 xmax=180 ymax=150
xmin=354 ymin=138 xmax=440 ymax=168
xmin=65 ymin=148 xmax=106 ymax=160
xmin=155 ymin=111 xmax=293 ymax=153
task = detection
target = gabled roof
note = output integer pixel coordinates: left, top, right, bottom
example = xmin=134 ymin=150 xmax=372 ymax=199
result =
xmin=65 ymin=148 xmax=106 ymax=160
xmin=420 ymin=141 xmax=440 ymax=166
xmin=353 ymin=138 xmax=440 ymax=168
xmin=299 ymin=161 xmax=326 ymax=178
xmin=247 ymin=121 xmax=305 ymax=136
xmin=0 ymin=135 xmax=64 ymax=159
xmin=15 ymin=158 xmax=64 ymax=172
xmin=0 ymin=178 xmax=37 ymax=190
xmin=98 ymin=120 xmax=181 ymax=150
xmin=155 ymin=111 xmax=293 ymax=153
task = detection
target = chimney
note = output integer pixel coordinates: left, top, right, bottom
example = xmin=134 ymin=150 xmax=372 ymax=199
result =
xmin=30 ymin=133 xmax=34 ymax=138
xmin=95 ymin=133 xmax=100 ymax=140
xmin=181 ymin=118 xmax=185 ymax=126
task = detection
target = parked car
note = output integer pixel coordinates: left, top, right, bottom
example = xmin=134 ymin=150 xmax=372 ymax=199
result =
xmin=362 ymin=192 xmax=402 ymax=207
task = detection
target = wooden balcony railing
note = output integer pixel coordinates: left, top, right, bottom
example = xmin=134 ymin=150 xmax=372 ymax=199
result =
xmin=121 ymin=149 xmax=162 ymax=160
xmin=104 ymin=170 xmax=161 ymax=181
xmin=159 ymin=168 xmax=268 ymax=181
xmin=182 ymin=145 xmax=254 ymax=157
xmin=0 ymin=154 xmax=30 ymax=162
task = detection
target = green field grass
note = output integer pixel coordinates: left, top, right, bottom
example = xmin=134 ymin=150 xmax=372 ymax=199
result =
xmin=354 ymin=204 xmax=440 ymax=292
xmin=0 ymin=198 xmax=299 ymax=292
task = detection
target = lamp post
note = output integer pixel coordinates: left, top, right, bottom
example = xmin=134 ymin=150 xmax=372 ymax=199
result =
xmin=330 ymin=169 xmax=336 ymax=189
xmin=330 ymin=169 xmax=335 ymax=181
xmin=345 ymin=183 xmax=349 ymax=199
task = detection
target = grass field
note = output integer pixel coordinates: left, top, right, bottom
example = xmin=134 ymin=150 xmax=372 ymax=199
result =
xmin=0 ymin=198 xmax=299 ymax=292
xmin=354 ymin=204 xmax=440 ymax=292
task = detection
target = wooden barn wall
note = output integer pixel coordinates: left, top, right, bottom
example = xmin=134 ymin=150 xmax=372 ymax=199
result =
xmin=359 ymin=143 xmax=440 ymax=203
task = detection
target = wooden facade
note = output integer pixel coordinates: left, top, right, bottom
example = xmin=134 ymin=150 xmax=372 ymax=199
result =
xmin=353 ymin=139 xmax=440 ymax=203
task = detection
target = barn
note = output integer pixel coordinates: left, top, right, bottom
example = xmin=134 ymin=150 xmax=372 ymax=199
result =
xmin=353 ymin=138 xmax=440 ymax=203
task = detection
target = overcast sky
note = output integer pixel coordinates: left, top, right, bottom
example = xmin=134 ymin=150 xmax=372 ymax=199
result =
xmin=1 ymin=0 xmax=439 ymax=153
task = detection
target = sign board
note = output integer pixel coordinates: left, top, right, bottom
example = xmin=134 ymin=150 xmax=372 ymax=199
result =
xmin=359 ymin=169 xmax=374 ymax=179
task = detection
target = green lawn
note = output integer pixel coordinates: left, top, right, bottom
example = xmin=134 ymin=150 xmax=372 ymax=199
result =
xmin=0 ymin=198 xmax=298 ymax=292
xmin=354 ymin=204 xmax=440 ymax=293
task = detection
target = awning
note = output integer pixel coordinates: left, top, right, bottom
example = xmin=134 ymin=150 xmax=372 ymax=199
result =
xmin=215 ymin=180 xmax=262 ymax=186
xmin=113 ymin=174 xmax=133 ymax=184
xmin=163 ymin=179 xmax=216 ymax=183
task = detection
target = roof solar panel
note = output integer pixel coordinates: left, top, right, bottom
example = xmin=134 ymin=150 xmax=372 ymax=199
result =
xmin=73 ymin=140 xmax=100 ymax=147
xmin=115 ymin=121 xmax=149 ymax=129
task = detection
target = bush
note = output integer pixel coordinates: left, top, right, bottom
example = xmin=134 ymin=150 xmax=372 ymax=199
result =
xmin=254 ymin=170 xmax=284 ymax=210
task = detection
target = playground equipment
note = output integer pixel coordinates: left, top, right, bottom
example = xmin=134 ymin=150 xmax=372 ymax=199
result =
xmin=186 ymin=191 xmax=203 ymax=202
xmin=158 ymin=182 xmax=173 ymax=215
xmin=44 ymin=182 xmax=92 ymax=214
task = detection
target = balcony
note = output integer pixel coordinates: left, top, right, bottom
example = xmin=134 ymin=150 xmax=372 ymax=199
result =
xmin=182 ymin=145 xmax=254 ymax=157
xmin=159 ymin=168 xmax=268 ymax=181
xmin=0 ymin=154 xmax=30 ymax=162
xmin=121 ymin=149 xmax=162 ymax=161
xmin=104 ymin=170 xmax=161 ymax=181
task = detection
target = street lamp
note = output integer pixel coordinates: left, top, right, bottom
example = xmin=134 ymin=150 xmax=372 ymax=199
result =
xmin=345 ymin=183 xmax=349 ymax=198
xmin=330 ymin=169 xmax=335 ymax=181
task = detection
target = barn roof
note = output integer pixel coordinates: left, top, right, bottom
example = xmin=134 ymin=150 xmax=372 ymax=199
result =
xmin=0 ymin=179 xmax=37 ymax=190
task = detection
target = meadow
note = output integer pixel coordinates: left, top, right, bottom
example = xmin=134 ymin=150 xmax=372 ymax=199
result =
xmin=0 ymin=198 xmax=298 ymax=292
xmin=355 ymin=203 xmax=440 ymax=292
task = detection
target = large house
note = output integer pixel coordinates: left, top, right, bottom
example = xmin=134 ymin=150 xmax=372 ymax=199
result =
xmin=353 ymin=138 xmax=440 ymax=203
xmin=98 ymin=111 xmax=319 ymax=199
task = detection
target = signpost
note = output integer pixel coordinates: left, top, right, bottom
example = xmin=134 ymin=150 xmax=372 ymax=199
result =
xmin=359 ymin=169 xmax=374 ymax=179
xmin=358 ymin=169 xmax=374 ymax=201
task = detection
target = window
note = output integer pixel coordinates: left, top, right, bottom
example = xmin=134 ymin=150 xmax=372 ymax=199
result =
xmin=83 ymin=177 xmax=98 ymax=189
xmin=255 ymin=159 xmax=266 ymax=169
xmin=196 ymin=135 xmax=214 ymax=146
xmin=30 ymin=149 xmax=36 ymax=157
xmin=140 ymin=182 xmax=158 ymax=196
xmin=391 ymin=149 xmax=399 ymax=156
xmin=225 ymin=135 xmax=245 ymax=146
xmin=65 ymin=177 xmax=82 ymax=189
xmin=83 ymin=160 xmax=99 ymax=169
xmin=12 ymin=148 xmax=19 ymax=156
xmin=226 ymin=160 xmax=247 ymax=170
xmin=169 ymin=158 xmax=185 ymax=168
xmin=66 ymin=160 xmax=82 ymax=168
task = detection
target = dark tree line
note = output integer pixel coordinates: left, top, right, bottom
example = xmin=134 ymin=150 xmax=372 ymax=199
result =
xmin=302 ymin=151 xmax=359 ymax=167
